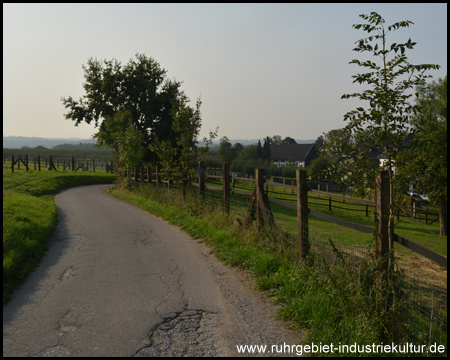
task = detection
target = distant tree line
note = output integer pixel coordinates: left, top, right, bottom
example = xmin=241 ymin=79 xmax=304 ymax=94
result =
xmin=53 ymin=142 xmax=109 ymax=150
xmin=3 ymin=147 xmax=114 ymax=162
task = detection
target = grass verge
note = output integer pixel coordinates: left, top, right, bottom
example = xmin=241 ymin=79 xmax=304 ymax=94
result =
xmin=3 ymin=166 xmax=115 ymax=303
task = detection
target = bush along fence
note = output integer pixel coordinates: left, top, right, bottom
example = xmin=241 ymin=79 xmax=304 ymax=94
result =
xmin=6 ymin=155 xmax=115 ymax=173
xmin=128 ymin=162 xmax=447 ymax=349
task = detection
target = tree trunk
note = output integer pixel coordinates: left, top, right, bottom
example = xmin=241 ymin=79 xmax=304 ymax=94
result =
xmin=439 ymin=196 xmax=447 ymax=236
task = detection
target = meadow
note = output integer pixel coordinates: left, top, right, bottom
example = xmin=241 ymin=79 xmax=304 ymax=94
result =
xmin=3 ymin=159 xmax=115 ymax=303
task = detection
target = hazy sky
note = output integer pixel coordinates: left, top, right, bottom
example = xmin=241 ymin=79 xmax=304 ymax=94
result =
xmin=3 ymin=3 xmax=447 ymax=141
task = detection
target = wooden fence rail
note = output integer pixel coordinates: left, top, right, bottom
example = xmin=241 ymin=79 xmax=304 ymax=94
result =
xmin=127 ymin=163 xmax=446 ymax=269
xmin=6 ymin=155 xmax=115 ymax=173
xmin=204 ymin=173 xmax=440 ymax=225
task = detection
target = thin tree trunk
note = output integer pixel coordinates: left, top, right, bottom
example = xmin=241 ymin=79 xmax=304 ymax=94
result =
xmin=439 ymin=196 xmax=447 ymax=236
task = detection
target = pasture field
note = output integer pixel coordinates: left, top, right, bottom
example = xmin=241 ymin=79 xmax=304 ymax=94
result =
xmin=200 ymin=176 xmax=447 ymax=292
xmin=206 ymin=177 xmax=446 ymax=254
xmin=3 ymin=160 xmax=115 ymax=303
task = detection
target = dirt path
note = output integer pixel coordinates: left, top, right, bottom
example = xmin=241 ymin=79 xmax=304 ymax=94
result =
xmin=3 ymin=184 xmax=303 ymax=356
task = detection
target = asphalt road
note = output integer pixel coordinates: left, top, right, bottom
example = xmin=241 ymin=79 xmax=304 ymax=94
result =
xmin=3 ymin=184 xmax=302 ymax=357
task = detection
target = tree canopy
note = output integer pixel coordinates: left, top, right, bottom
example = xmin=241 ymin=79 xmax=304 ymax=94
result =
xmin=322 ymin=12 xmax=441 ymax=253
xmin=397 ymin=76 xmax=447 ymax=234
xmin=61 ymin=54 xmax=187 ymax=166
xmin=324 ymin=12 xmax=440 ymax=192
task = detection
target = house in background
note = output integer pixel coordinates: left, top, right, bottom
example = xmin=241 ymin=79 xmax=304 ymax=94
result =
xmin=270 ymin=143 xmax=319 ymax=167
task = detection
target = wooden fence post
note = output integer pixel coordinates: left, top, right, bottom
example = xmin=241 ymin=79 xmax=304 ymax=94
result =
xmin=297 ymin=169 xmax=309 ymax=260
xmin=244 ymin=169 xmax=274 ymax=230
xmin=199 ymin=161 xmax=205 ymax=196
xmin=375 ymin=170 xmax=390 ymax=314
xmin=223 ymin=163 xmax=230 ymax=214
xmin=38 ymin=155 xmax=41 ymax=171
xmin=155 ymin=165 xmax=160 ymax=188
xmin=11 ymin=155 xmax=14 ymax=173
xmin=93 ymin=159 xmax=96 ymax=173
xmin=255 ymin=169 xmax=265 ymax=230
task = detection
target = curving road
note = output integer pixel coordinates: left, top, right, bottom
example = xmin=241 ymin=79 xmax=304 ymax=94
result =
xmin=3 ymin=184 xmax=302 ymax=357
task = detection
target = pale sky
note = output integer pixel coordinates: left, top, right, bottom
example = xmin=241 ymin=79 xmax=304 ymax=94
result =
xmin=3 ymin=3 xmax=447 ymax=142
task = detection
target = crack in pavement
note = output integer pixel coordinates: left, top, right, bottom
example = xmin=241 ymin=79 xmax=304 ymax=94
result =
xmin=133 ymin=309 xmax=224 ymax=357
xmin=131 ymin=228 xmax=162 ymax=246
xmin=36 ymin=345 xmax=71 ymax=357
xmin=60 ymin=267 xmax=76 ymax=282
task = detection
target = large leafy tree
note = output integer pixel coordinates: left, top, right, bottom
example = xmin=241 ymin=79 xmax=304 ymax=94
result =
xmin=61 ymin=54 xmax=185 ymax=167
xmin=282 ymin=136 xmax=297 ymax=144
xmin=270 ymin=135 xmax=283 ymax=145
xmin=308 ymin=154 xmax=335 ymax=181
xmin=324 ymin=12 xmax=440 ymax=256
xmin=397 ymin=76 xmax=447 ymax=235
xmin=96 ymin=108 xmax=146 ymax=169
xmin=149 ymin=96 xmax=216 ymax=197
xmin=218 ymin=136 xmax=234 ymax=163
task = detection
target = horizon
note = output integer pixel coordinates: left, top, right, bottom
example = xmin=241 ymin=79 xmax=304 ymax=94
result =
xmin=3 ymin=135 xmax=315 ymax=141
xmin=2 ymin=135 xmax=316 ymax=149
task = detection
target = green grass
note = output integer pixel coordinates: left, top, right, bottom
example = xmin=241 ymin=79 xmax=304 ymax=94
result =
xmin=3 ymin=162 xmax=115 ymax=303
xmin=212 ymin=178 xmax=447 ymax=257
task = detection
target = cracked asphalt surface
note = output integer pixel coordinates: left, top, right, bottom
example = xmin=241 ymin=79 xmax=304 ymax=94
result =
xmin=3 ymin=184 xmax=302 ymax=356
